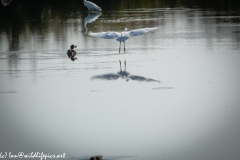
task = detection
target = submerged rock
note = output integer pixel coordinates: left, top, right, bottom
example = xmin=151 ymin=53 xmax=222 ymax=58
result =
xmin=89 ymin=155 xmax=102 ymax=160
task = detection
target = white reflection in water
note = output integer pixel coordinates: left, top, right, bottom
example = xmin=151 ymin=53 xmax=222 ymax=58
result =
xmin=84 ymin=12 xmax=102 ymax=35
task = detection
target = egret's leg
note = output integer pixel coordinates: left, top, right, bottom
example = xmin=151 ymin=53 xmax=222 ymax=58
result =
xmin=124 ymin=59 xmax=126 ymax=71
xmin=119 ymin=60 xmax=122 ymax=71
xmin=119 ymin=42 xmax=121 ymax=53
xmin=124 ymin=42 xmax=126 ymax=52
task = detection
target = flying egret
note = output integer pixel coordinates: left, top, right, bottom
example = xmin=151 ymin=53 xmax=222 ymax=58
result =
xmin=83 ymin=0 xmax=101 ymax=12
xmin=83 ymin=12 xmax=101 ymax=35
xmin=89 ymin=27 xmax=158 ymax=53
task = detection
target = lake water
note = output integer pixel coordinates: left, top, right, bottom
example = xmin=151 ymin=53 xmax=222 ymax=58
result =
xmin=0 ymin=0 xmax=240 ymax=160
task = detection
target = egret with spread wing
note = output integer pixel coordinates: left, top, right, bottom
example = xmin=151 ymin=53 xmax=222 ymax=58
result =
xmin=83 ymin=0 xmax=101 ymax=12
xmin=89 ymin=27 xmax=158 ymax=53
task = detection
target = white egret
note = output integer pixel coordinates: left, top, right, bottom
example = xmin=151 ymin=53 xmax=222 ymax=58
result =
xmin=89 ymin=27 xmax=158 ymax=53
xmin=84 ymin=12 xmax=101 ymax=35
xmin=83 ymin=0 xmax=101 ymax=12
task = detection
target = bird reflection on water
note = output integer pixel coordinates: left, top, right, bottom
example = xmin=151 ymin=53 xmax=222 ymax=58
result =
xmin=83 ymin=12 xmax=101 ymax=35
xmin=91 ymin=60 xmax=160 ymax=83
xmin=6 ymin=53 xmax=18 ymax=58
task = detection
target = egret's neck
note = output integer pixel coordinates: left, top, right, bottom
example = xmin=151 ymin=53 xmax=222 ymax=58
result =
xmin=84 ymin=18 xmax=87 ymax=28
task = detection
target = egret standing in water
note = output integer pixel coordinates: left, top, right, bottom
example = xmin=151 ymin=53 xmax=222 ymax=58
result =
xmin=89 ymin=27 xmax=158 ymax=53
xmin=83 ymin=0 xmax=101 ymax=12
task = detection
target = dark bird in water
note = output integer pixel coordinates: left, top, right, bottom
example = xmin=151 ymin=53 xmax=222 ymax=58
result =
xmin=89 ymin=155 xmax=102 ymax=160
xmin=7 ymin=53 xmax=18 ymax=58
xmin=91 ymin=60 xmax=160 ymax=83
xmin=66 ymin=45 xmax=77 ymax=61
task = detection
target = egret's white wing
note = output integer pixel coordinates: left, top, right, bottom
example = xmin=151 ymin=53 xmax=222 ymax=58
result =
xmin=85 ymin=12 xmax=101 ymax=24
xmin=85 ymin=1 xmax=101 ymax=11
xmin=89 ymin=32 xmax=121 ymax=39
xmin=127 ymin=27 xmax=158 ymax=37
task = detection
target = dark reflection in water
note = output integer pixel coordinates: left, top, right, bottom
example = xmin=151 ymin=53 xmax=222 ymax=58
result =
xmin=91 ymin=60 xmax=160 ymax=83
xmin=0 ymin=90 xmax=16 ymax=93
xmin=0 ymin=0 xmax=85 ymax=52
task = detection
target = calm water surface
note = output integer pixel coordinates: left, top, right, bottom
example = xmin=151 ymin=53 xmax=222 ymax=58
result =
xmin=0 ymin=0 xmax=240 ymax=160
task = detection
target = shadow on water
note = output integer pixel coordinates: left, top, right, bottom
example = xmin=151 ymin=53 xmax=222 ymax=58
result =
xmin=91 ymin=60 xmax=160 ymax=83
xmin=0 ymin=90 xmax=16 ymax=94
